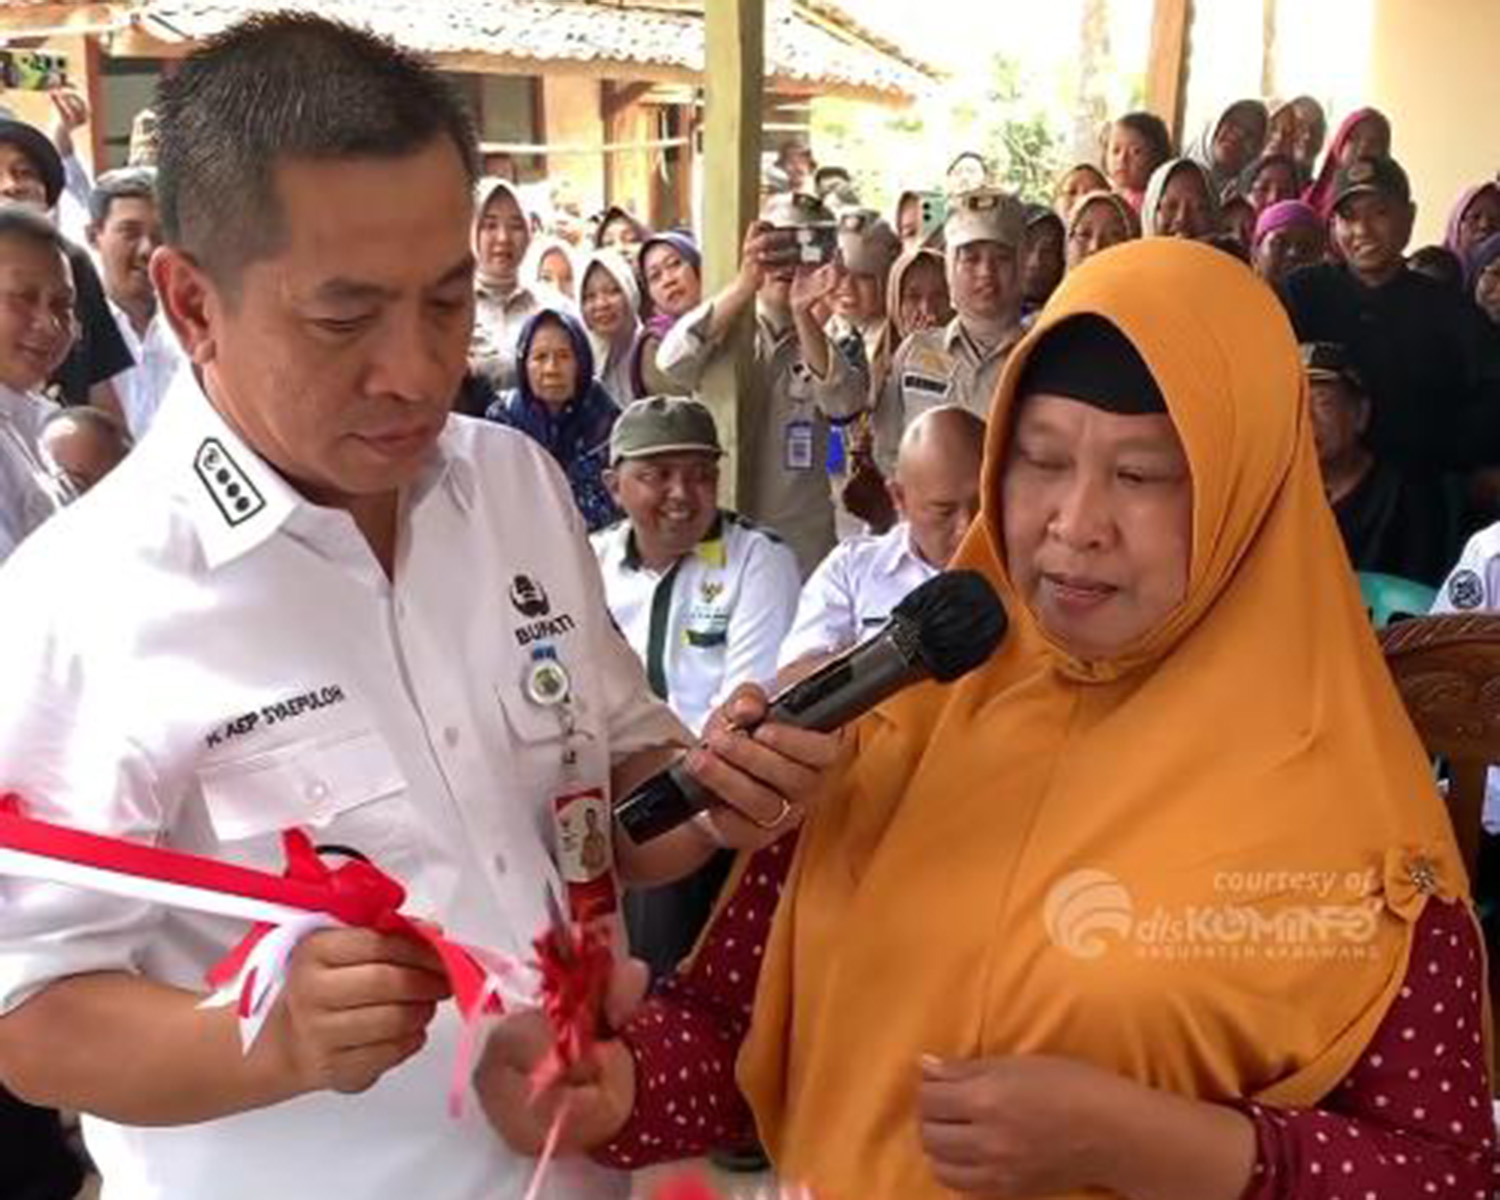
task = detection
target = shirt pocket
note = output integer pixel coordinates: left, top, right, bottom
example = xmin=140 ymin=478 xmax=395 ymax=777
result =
xmin=493 ymin=674 xmax=609 ymax=809
xmin=196 ymin=728 xmax=408 ymax=868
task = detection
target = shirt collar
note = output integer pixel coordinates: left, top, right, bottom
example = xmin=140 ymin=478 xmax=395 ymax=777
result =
xmin=477 ymin=279 xmax=536 ymax=311
xmin=153 ymin=370 xmax=471 ymax=571
xmin=0 ymin=382 xmax=42 ymax=425
xmin=105 ymin=296 xmax=159 ymax=345
xmin=874 ymin=521 xmax=928 ymax=577
xmin=623 ymin=511 xmax=726 ymax=572
xmin=947 ymin=317 xmax=1022 ymax=362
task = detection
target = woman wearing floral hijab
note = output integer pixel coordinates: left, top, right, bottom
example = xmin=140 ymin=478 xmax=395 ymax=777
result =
xmin=481 ymin=241 xmax=1493 ymax=1200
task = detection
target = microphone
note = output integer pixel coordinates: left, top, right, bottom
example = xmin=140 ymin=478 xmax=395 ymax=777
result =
xmin=614 ymin=569 xmax=1008 ymax=843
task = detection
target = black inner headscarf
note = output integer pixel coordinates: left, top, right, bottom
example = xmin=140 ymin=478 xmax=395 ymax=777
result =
xmin=1016 ymin=313 xmax=1167 ymax=415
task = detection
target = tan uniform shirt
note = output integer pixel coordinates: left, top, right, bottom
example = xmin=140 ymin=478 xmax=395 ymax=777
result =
xmin=470 ymin=280 xmax=574 ymax=392
xmin=874 ymin=317 xmax=1023 ymax=472
xmin=657 ymin=299 xmax=867 ymax=578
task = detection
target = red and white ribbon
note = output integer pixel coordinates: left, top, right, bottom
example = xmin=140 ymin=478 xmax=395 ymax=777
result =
xmin=0 ymin=793 xmax=513 ymax=1072
xmin=0 ymin=792 xmax=622 ymax=1196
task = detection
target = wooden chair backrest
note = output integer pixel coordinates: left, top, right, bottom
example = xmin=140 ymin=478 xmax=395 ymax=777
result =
xmin=1379 ymin=614 xmax=1500 ymax=883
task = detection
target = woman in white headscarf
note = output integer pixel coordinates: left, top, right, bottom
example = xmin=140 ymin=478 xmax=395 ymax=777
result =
xmin=1141 ymin=158 xmax=1222 ymax=241
xmin=520 ymin=233 xmax=579 ymax=301
xmin=577 ymin=249 xmax=643 ymax=408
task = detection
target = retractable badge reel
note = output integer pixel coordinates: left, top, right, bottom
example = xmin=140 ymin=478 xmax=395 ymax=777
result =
xmin=526 ymin=645 xmax=618 ymax=923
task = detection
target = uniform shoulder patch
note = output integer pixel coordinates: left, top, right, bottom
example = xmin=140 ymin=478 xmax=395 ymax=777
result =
xmin=1447 ymin=568 xmax=1485 ymax=610
xmin=724 ymin=510 xmax=784 ymax=545
xmin=194 ymin=438 xmax=266 ymax=527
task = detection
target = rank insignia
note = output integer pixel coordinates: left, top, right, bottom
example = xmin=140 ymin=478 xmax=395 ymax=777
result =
xmin=194 ymin=438 xmax=266 ymax=527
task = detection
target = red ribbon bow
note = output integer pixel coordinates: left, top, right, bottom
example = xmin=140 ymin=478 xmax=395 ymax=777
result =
xmin=529 ymin=915 xmax=614 ymax=1094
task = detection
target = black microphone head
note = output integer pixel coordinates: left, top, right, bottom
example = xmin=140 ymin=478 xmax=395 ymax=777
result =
xmin=890 ymin=570 xmax=1007 ymax=682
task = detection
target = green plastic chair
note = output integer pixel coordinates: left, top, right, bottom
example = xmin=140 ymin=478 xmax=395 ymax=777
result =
xmin=1358 ymin=571 xmax=1438 ymax=629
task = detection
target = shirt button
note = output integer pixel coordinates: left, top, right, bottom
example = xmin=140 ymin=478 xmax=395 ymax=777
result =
xmin=443 ymin=725 xmax=460 ymax=748
xmin=394 ymin=599 xmax=406 ymax=620
xmin=492 ymin=853 xmax=508 ymax=876
xmin=306 ymin=780 xmax=329 ymax=802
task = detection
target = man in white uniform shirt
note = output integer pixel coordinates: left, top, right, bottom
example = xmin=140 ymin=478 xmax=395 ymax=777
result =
xmin=593 ymin=396 xmax=800 ymax=977
xmin=0 ymin=17 xmax=836 ymax=1200
xmin=594 ymin=397 xmax=801 ymax=736
xmin=87 ymin=166 xmax=185 ymax=437
xmin=780 ymin=406 xmax=985 ymax=673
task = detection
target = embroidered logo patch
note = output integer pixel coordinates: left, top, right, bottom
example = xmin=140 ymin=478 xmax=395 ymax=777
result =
xmin=1447 ymin=568 xmax=1485 ymax=611
xmin=509 ymin=574 xmax=551 ymax=619
xmin=194 ymin=438 xmax=265 ymax=527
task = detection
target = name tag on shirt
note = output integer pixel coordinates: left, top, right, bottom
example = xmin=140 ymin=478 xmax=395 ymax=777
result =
xmin=903 ymin=372 xmax=950 ymax=397
xmin=785 ymin=419 xmax=815 ymax=471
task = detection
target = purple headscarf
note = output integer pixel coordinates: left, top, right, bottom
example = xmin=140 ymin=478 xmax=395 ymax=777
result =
xmin=1252 ymin=199 xmax=1323 ymax=249
xmin=1446 ymin=182 xmax=1500 ymax=257
xmin=638 ymin=230 xmax=702 ymax=337
xmin=1467 ymin=232 xmax=1500 ymax=293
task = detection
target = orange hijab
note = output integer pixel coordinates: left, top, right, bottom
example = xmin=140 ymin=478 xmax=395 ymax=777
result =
xmin=739 ymin=239 xmax=1468 ymax=1199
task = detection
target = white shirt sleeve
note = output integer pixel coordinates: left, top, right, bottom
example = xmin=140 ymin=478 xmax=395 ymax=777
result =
xmin=0 ymin=568 xmax=171 ymax=1014
xmin=778 ymin=541 xmax=857 ymax=668
xmin=0 ymin=432 xmax=60 ymax=568
xmin=55 ymin=153 xmax=94 ymax=246
xmin=1429 ymin=526 xmax=1497 ymax=614
xmin=703 ymin=536 xmax=802 ymax=726
xmin=654 ymin=299 xmax=718 ymax=392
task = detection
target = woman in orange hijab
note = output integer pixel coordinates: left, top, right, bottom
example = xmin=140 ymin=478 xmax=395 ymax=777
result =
xmin=480 ymin=239 xmax=1493 ymax=1199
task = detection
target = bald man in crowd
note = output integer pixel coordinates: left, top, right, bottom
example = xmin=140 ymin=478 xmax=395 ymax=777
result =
xmin=39 ymin=405 xmax=132 ymax=496
xmin=778 ymin=405 xmax=985 ymax=673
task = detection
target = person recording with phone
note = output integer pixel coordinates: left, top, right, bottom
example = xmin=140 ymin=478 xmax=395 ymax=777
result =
xmin=656 ymin=193 xmax=867 ymax=578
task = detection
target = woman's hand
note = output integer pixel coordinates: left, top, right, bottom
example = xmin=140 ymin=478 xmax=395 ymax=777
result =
xmin=917 ymin=1053 xmax=1130 ymax=1196
xmin=474 ymin=957 xmax=648 ymax=1156
xmin=684 ymin=684 xmax=846 ymax=851
xmin=918 ymin=1053 xmax=1256 ymax=1200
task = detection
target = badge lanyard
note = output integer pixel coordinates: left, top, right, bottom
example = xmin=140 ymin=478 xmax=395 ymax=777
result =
xmin=526 ymin=645 xmax=618 ymax=923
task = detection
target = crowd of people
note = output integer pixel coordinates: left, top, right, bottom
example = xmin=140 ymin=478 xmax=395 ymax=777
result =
xmin=1 ymin=13 xmax=1499 ymax=1200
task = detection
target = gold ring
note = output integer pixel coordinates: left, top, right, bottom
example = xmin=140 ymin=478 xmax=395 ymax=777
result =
xmin=750 ymin=797 xmax=793 ymax=831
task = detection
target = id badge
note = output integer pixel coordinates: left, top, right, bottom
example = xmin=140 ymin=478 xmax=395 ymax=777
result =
xmin=784 ymin=419 xmax=815 ymax=472
xmin=552 ymin=786 xmax=618 ymax=922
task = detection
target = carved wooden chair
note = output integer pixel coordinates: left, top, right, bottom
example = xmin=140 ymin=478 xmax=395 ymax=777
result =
xmin=1380 ymin=614 xmax=1500 ymax=880
xmin=1380 ymin=613 xmax=1500 ymax=1091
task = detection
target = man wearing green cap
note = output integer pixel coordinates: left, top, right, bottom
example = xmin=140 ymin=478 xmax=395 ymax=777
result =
xmin=594 ymin=396 xmax=800 ymax=977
